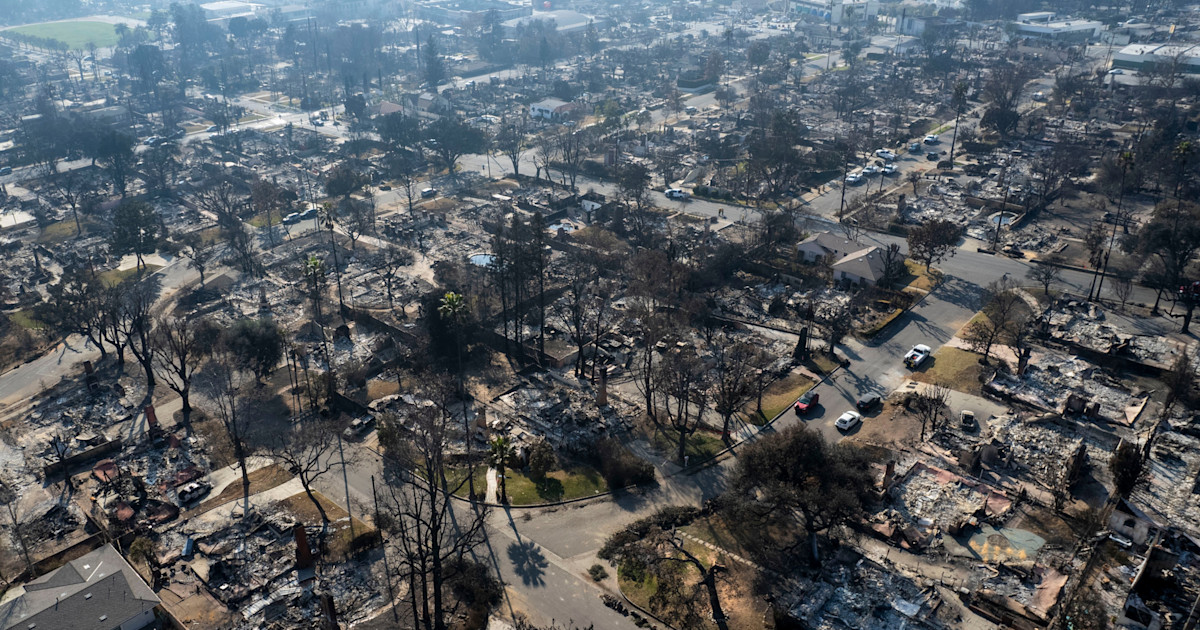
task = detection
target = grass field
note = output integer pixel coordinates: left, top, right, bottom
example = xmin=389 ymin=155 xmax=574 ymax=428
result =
xmin=752 ymin=372 xmax=816 ymax=424
xmin=502 ymin=466 xmax=607 ymax=504
xmin=7 ymin=21 xmax=120 ymax=49
xmin=99 ymin=264 xmax=162 ymax=287
xmin=911 ymin=346 xmax=983 ymax=395
xmin=649 ymin=426 xmax=725 ymax=464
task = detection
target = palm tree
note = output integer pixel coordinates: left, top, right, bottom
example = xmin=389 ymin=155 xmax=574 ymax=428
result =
xmin=318 ymin=202 xmax=346 ymax=319
xmin=488 ymin=436 xmax=514 ymax=504
xmin=947 ymin=82 xmax=968 ymax=170
xmin=304 ymin=255 xmax=326 ymax=320
xmin=438 ymin=291 xmax=475 ymax=499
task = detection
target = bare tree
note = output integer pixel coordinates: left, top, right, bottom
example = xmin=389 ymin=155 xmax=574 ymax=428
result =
xmin=656 ymin=347 xmax=710 ymax=465
xmin=710 ymin=336 xmax=758 ymax=440
xmin=962 ymin=277 xmax=1028 ymax=364
xmin=267 ymin=419 xmax=344 ymax=524
xmin=376 ymin=397 xmax=489 ymax=630
xmin=1109 ymin=270 xmax=1134 ymax=311
xmin=1026 ymin=259 xmax=1062 ymax=295
xmin=195 ymin=347 xmax=256 ymax=517
xmin=152 ymin=316 xmax=219 ymax=432
xmin=375 ymin=246 xmax=415 ymax=310
xmin=911 ymin=382 xmax=950 ymax=441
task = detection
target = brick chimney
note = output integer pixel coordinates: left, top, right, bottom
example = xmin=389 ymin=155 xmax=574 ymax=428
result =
xmin=144 ymin=405 xmax=158 ymax=428
xmin=596 ymin=369 xmax=608 ymax=407
xmin=295 ymin=524 xmax=313 ymax=569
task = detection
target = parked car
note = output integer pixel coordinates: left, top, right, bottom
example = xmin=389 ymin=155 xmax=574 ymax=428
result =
xmin=421 ymin=187 xmax=438 ymax=198
xmin=205 ymin=125 xmax=219 ymax=132
xmin=904 ymin=344 xmax=932 ymax=368
xmin=856 ymin=393 xmax=882 ymax=411
xmin=794 ymin=390 xmax=819 ymax=415
xmin=282 ymin=212 xmax=301 ymax=224
xmin=845 ymin=172 xmax=863 ymax=185
xmin=0 ymin=167 xmax=11 ymax=176
xmin=924 ymin=134 xmax=940 ymax=144
xmin=960 ymin=410 xmax=976 ymax=429
xmin=343 ymin=415 xmax=376 ymax=439
xmin=882 ymin=163 xmax=899 ymax=175
xmin=874 ymin=149 xmax=897 ymax=161
xmin=927 ymin=151 xmax=940 ymax=161
xmin=299 ymin=207 xmax=318 ymax=220
xmin=835 ymin=410 xmax=863 ymax=431
xmin=378 ymin=184 xmax=392 ymax=191
xmin=665 ymin=188 xmax=690 ymax=200
xmin=177 ymin=481 xmax=212 ymax=505
xmin=1108 ymin=68 xmax=1124 ymax=75
xmin=908 ymin=141 xmax=922 ymax=152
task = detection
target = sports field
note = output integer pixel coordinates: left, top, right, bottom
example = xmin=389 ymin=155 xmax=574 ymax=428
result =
xmin=6 ymin=21 xmax=119 ymax=49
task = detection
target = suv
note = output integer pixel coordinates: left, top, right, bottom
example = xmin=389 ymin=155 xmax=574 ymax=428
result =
xmin=421 ymin=187 xmax=438 ymax=198
xmin=924 ymin=134 xmax=940 ymax=144
xmin=665 ymin=188 xmax=690 ymax=200
xmin=794 ymin=390 xmax=819 ymax=415
xmin=343 ymin=415 xmax=376 ymax=439
xmin=856 ymin=393 xmax=882 ymax=411
xmin=178 ymin=481 xmax=212 ymax=505
xmin=874 ymin=149 xmax=896 ymax=161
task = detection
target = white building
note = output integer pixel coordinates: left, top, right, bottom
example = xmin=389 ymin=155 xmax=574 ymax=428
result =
xmin=791 ymin=0 xmax=877 ymax=25
xmin=530 ymin=98 xmax=578 ymax=120
xmin=1112 ymin=43 xmax=1200 ymax=74
xmin=1011 ymin=12 xmax=1105 ymax=42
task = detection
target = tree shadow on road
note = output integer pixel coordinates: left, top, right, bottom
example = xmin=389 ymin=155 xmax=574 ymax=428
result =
xmin=507 ymin=540 xmax=549 ymax=587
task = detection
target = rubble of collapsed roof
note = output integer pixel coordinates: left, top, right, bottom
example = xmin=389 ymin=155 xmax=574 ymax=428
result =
xmin=1040 ymin=299 xmax=1190 ymax=370
xmin=885 ymin=461 xmax=1014 ymax=535
xmin=986 ymin=350 xmax=1152 ymax=423
xmin=783 ymin=549 xmax=945 ymax=629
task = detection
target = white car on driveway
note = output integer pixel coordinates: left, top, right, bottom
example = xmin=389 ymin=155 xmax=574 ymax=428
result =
xmin=874 ymin=149 xmax=897 ymax=161
xmin=835 ymin=410 xmax=863 ymax=431
xmin=904 ymin=344 xmax=932 ymax=368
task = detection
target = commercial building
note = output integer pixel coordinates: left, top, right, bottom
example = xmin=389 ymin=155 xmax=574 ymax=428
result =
xmin=416 ymin=0 xmax=531 ymax=26
xmin=791 ymin=0 xmax=878 ymax=26
xmin=1011 ymin=12 xmax=1105 ymax=42
xmin=1111 ymin=43 xmax=1200 ymax=74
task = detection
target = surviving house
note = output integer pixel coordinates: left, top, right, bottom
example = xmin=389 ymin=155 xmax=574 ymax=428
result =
xmin=832 ymin=247 xmax=887 ymax=286
xmin=796 ymin=232 xmax=861 ymax=263
xmin=530 ymin=98 xmax=580 ymax=120
xmin=0 ymin=543 xmax=161 ymax=630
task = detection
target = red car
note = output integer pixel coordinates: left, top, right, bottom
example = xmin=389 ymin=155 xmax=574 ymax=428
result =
xmin=794 ymin=390 xmax=819 ymax=415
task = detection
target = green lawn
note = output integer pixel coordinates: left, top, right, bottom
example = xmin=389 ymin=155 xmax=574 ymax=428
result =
xmin=247 ymin=211 xmax=281 ymax=228
xmin=445 ymin=466 xmax=488 ymax=499
xmin=6 ymin=21 xmax=120 ymax=49
xmin=803 ymin=352 xmax=842 ymax=376
xmin=98 ymin=264 xmax=162 ymax=287
xmin=650 ymin=427 xmax=725 ymax=464
xmin=753 ymin=372 xmax=816 ymax=424
xmin=910 ymin=346 xmax=983 ymax=395
xmin=10 ymin=309 xmax=44 ymax=330
xmin=502 ymin=466 xmax=607 ymax=505
xmin=37 ymin=217 xmax=105 ymax=244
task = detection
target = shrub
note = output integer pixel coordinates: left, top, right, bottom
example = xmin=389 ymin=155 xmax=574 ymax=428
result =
xmin=588 ymin=564 xmax=609 ymax=581
xmin=595 ymin=439 xmax=656 ymax=489
xmin=598 ymin=505 xmax=700 ymax=561
xmin=528 ymin=438 xmax=557 ymax=480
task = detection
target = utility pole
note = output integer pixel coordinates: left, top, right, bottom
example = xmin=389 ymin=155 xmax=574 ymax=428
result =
xmin=371 ymin=475 xmax=399 ymax=622
xmin=338 ymin=432 xmax=354 ymax=538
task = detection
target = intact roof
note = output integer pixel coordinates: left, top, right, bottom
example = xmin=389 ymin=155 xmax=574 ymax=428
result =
xmin=531 ymin=97 xmax=570 ymax=110
xmin=797 ymin=231 xmax=861 ymax=258
xmin=832 ymin=246 xmax=887 ymax=282
xmin=0 ymin=544 xmax=159 ymax=630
